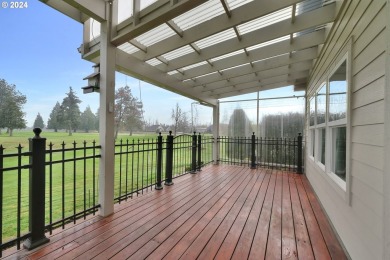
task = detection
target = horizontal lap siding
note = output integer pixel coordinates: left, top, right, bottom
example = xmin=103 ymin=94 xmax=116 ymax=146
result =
xmin=305 ymin=0 xmax=386 ymax=259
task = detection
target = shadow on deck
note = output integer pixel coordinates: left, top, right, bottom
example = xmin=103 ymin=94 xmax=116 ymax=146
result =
xmin=6 ymin=165 xmax=347 ymax=259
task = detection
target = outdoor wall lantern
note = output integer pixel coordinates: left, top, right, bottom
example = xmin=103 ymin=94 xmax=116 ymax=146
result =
xmin=82 ymin=64 xmax=100 ymax=94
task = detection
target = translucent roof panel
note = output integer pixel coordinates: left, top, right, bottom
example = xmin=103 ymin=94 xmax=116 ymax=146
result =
xmin=296 ymin=0 xmax=323 ymax=15
xmin=227 ymin=0 xmax=254 ymax=10
xmin=162 ymin=45 xmax=195 ymax=61
xmin=195 ymin=28 xmax=237 ymax=49
xmin=252 ymin=53 xmax=286 ymax=64
xmin=140 ymin=0 xmax=158 ymax=11
xmin=220 ymin=63 xmax=248 ymax=73
xmin=172 ymin=0 xmax=224 ymax=31
xmin=145 ymin=58 xmax=162 ymax=66
xmin=167 ymin=70 xmax=179 ymax=76
xmin=193 ymin=71 xmax=219 ymax=80
xmin=135 ymin=23 xmax=176 ymax=47
xmin=247 ymin=35 xmax=290 ymax=51
xmin=117 ymin=0 xmax=133 ymax=24
xmin=210 ymin=49 xmax=245 ymax=62
xmin=118 ymin=42 xmax=139 ymax=54
xmin=237 ymin=6 xmax=292 ymax=35
xmin=180 ymin=61 xmax=208 ymax=71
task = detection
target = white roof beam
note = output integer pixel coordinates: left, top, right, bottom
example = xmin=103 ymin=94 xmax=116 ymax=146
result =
xmin=166 ymin=20 xmax=184 ymax=37
xmin=197 ymin=62 xmax=312 ymax=90
xmin=175 ymin=30 xmax=324 ymax=80
xmin=209 ymin=73 xmax=308 ymax=98
xmin=155 ymin=4 xmax=336 ymax=71
xmin=220 ymin=0 xmax=232 ymax=18
xmin=115 ymin=49 xmax=217 ymax=106
xmin=63 ymin=0 xmax=106 ymax=22
xmin=39 ymin=0 xmax=87 ymax=23
xmin=215 ymin=81 xmax=300 ymax=99
xmin=133 ymin=0 xmax=140 ymax=26
xmin=132 ymin=0 xmax=306 ymax=60
xmin=187 ymin=48 xmax=318 ymax=86
xmin=129 ymin=39 xmax=147 ymax=53
xmin=112 ymin=0 xmax=208 ymax=45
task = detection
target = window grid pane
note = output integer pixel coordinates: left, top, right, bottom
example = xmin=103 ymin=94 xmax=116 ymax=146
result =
xmin=332 ymin=127 xmax=346 ymax=181
xmin=329 ymin=61 xmax=347 ymax=122
xmin=309 ymin=97 xmax=315 ymax=126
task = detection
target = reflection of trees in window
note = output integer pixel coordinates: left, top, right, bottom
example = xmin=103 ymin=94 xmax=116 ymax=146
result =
xmin=329 ymin=60 xmax=347 ymax=182
xmin=334 ymin=127 xmax=346 ymax=181
xmin=329 ymin=61 xmax=347 ymax=122
xmin=316 ymin=85 xmax=326 ymax=124
xmin=309 ymin=98 xmax=315 ymax=126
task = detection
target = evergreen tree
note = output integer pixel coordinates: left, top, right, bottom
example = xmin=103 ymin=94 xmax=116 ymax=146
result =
xmin=33 ymin=113 xmax=45 ymax=129
xmin=0 ymin=79 xmax=27 ymax=136
xmin=115 ymin=86 xmax=143 ymax=138
xmin=59 ymin=87 xmax=81 ymax=136
xmin=47 ymin=102 xmax=62 ymax=132
xmin=80 ymin=106 xmax=97 ymax=133
xmin=227 ymin=108 xmax=253 ymax=159
xmin=95 ymin=108 xmax=100 ymax=132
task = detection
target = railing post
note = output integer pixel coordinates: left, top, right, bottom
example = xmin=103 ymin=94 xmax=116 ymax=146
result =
xmin=191 ymin=132 xmax=197 ymax=174
xmin=197 ymin=133 xmax=202 ymax=171
xmin=297 ymin=133 xmax=303 ymax=174
xmin=251 ymin=132 xmax=256 ymax=169
xmin=24 ymin=128 xmax=49 ymax=250
xmin=155 ymin=133 xmax=163 ymax=190
xmin=165 ymin=131 xmax=174 ymax=186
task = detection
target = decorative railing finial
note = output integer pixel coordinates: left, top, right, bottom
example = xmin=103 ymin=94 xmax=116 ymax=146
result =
xmin=33 ymin=128 xmax=42 ymax=138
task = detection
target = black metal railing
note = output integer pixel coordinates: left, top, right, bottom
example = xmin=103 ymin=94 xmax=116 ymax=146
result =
xmin=218 ymin=133 xmax=304 ymax=172
xmin=113 ymin=132 xmax=214 ymax=202
xmin=0 ymin=129 xmax=101 ymax=255
xmin=0 ymin=144 xmax=31 ymax=253
xmin=114 ymin=137 xmax=162 ymax=202
xmin=45 ymin=140 xmax=101 ymax=232
xmin=0 ymin=129 xmax=302 ymax=256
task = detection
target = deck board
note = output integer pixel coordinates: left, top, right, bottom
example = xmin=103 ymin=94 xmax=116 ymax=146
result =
xmin=8 ymin=165 xmax=347 ymax=260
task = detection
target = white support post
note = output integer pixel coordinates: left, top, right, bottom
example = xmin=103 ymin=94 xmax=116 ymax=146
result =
xmin=212 ymin=101 xmax=220 ymax=164
xmin=82 ymin=19 xmax=90 ymax=55
xmin=383 ymin=1 xmax=390 ymax=258
xmin=99 ymin=1 xmax=116 ymax=217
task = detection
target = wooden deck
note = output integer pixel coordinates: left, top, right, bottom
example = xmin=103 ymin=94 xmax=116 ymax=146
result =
xmin=7 ymin=165 xmax=347 ymax=259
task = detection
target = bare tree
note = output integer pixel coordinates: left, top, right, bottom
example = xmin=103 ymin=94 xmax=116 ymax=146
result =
xmin=171 ymin=103 xmax=183 ymax=135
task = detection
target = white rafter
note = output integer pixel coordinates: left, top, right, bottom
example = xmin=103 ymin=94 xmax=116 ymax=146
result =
xmin=41 ymin=0 xmax=342 ymax=102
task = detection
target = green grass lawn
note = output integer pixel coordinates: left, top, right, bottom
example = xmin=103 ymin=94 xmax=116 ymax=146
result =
xmin=0 ymin=130 xmax=213 ymax=244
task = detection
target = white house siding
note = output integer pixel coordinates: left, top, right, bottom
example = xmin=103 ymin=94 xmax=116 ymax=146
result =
xmin=305 ymin=0 xmax=387 ymax=259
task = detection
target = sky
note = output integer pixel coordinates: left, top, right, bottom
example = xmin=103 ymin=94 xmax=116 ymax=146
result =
xmin=0 ymin=1 xmax=304 ymax=128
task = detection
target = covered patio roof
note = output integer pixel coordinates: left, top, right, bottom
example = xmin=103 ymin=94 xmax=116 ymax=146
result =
xmin=40 ymin=0 xmax=343 ymax=106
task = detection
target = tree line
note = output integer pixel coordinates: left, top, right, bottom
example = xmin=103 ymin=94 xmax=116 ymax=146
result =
xmin=1 ymin=77 xmax=208 ymax=137
xmin=45 ymin=86 xmax=144 ymax=137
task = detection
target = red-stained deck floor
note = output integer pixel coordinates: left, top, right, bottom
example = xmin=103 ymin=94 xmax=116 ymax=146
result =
xmin=7 ymin=165 xmax=347 ymax=259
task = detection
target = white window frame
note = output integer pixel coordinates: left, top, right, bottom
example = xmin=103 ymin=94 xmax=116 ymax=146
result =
xmin=325 ymin=56 xmax=349 ymax=191
xmin=308 ymin=97 xmax=316 ymax=160
xmin=315 ymin=83 xmax=327 ymax=170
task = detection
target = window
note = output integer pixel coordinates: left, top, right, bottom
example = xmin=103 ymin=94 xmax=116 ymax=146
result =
xmin=309 ymin=98 xmax=315 ymax=157
xmin=328 ymin=60 xmax=347 ymax=182
xmin=316 ymin=84 xmax=326 ymax=166
xmin=308 ymin=58 xmax=348 ymax=188
xmin=316 ymin=85 xmax=326 ymax=125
